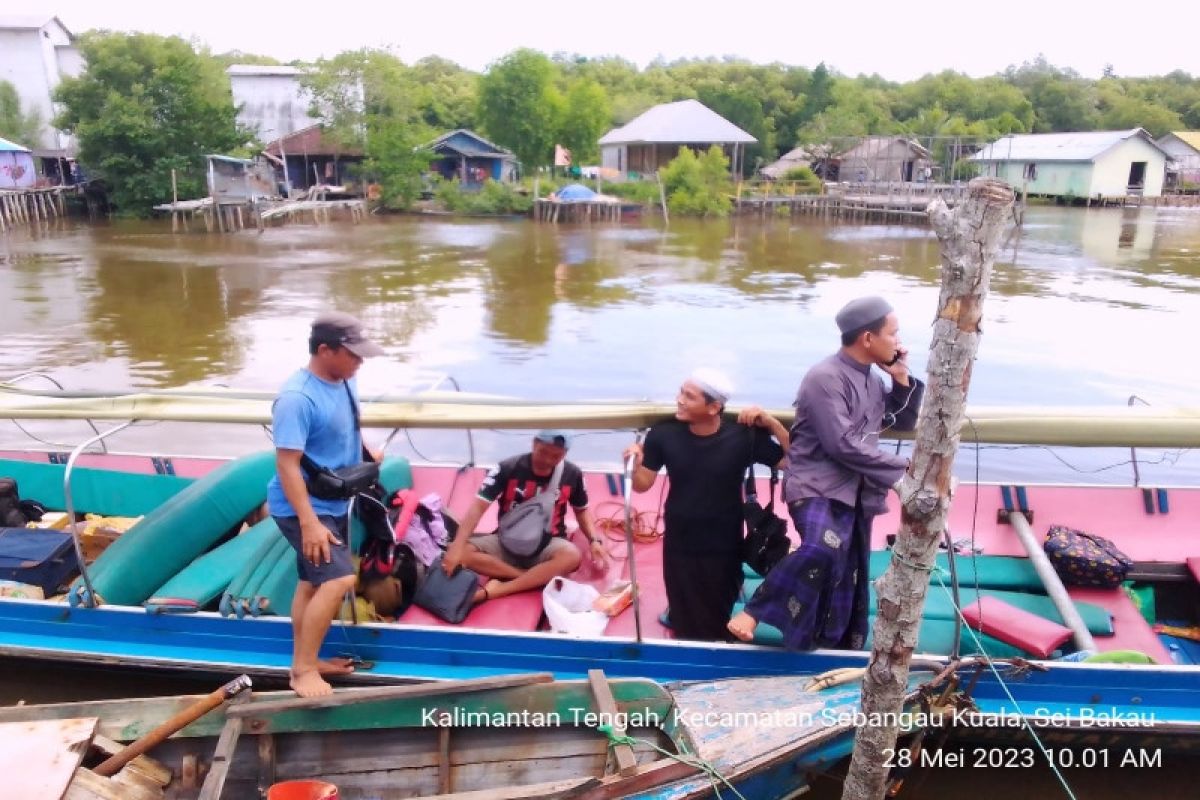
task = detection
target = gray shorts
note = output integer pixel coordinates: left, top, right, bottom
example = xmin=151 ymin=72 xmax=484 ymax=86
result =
xmin=276 ymin=514 xmax=354 ymax=586
xmin=470 ymin=533 xmax=577 ymax=570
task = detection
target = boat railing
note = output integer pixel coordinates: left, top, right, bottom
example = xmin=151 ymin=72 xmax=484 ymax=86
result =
xmin=3 ymin=372 xmax=106 ymax=451
xmin=63 ymin=420 xmax=135 ymax=607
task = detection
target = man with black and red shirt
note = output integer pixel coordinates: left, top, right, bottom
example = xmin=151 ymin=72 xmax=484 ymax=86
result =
xmin=443 ymin=430 xmax=608 ymax=603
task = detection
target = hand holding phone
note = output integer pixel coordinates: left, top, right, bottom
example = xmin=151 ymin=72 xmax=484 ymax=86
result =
xmin=885 ymin=350 xmax=903 ymax=367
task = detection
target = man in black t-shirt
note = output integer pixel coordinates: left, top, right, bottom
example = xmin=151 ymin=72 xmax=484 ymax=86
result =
xmin=624 ymin=369 xmax=788 ymax=641
xmin=443 ymin=430 xmax=609 ymax=604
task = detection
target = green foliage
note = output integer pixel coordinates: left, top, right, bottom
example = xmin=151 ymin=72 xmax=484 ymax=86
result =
xmin=600 ymin=179 xmax=661 ymax=205
xmin=780 ymin=166 xmax=823 ymax=193
xmin=53 ymin=32 xmax=245 ymax=214
xmin=559 ymin=80 xmax=611 ymax=165
xmin=659 ymin=146 xmax=733 ymax=217
xmin=435 ymin=178 xmax=531 ymax=215
xmin=303 ymin=49 xmax=436 ymax=210
xmin=478 ymin=49 xmax=563 ymax=170
xmin=0 ymin=80 xmax=43 ymax=146
xmin=951 ymin=159 xmax=980 ymax=180
xmin=410 ymin=56 xmax=478 ymax=130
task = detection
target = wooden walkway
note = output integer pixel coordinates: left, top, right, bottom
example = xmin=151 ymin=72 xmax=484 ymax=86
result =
xmin=534 ymin=197 xmax=626 ymax=223
xmin=152 ymin=196 xmax=367 ymax=233
xmin=0 ymin=187 xmax=69 ymax=233
xmin=734 ymin=181 xmax=970 ymax=223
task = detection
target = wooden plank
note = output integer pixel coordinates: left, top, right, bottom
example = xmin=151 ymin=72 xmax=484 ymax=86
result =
xmin=256 ymin=733 xmax=276 ymax=796
xmin=0 ymin=717 xmax=98 ymax=800
xmin=90 ymin=735 xmax=172 ymax=786
xmin=587 ymin=670 xmax=637 ymax=777
xmin=227 ymin=673 xmax=554 ymax=718
xmin=575 ymin=758 xmax=701 ymax=800
xmin=196 ymin=712 xmax=246 ymax=800
xmin=414 ymin=776 xmax=601 ymax=800
xmin=438 ymin=725 xmax=452 ymax=794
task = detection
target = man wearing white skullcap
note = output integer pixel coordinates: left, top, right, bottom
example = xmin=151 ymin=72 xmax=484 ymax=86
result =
xmin=624 ymin=369 xmax=789 ymax=641
xmin=728 ymin=296 xmax=924 ymax=650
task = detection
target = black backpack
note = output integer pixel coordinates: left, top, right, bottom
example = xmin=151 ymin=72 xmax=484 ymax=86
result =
xmin=0 ymin=478 xmax=46 ymax=528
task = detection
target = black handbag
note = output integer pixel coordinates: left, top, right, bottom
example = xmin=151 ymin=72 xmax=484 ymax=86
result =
xmin=414 ymin=556 xmax=479 ymax=623
xmin=741 ymin=429 xmax=790 ymax=577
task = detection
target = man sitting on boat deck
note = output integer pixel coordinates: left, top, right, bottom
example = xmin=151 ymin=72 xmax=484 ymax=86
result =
xmin=728 ymin=296 xmax=924 ymax=649
xmin=624 ymin=369 xmax=788 ymax=642
xmin=268 ymin=311 xmax=385 ymax=697
xmin=442 ymin=431 xmax=609 ymax=603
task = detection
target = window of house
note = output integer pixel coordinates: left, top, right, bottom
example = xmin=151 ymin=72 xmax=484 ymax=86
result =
xmin=1024 ymin=163 xmax=1038 ymax=180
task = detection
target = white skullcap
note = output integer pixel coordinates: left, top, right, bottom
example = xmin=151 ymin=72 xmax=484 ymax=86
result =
xmin=688 ymin=368 xmax=734 ymax=404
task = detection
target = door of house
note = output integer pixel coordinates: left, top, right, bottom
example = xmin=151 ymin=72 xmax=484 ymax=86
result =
xmin=1127 ymin=162 xmax=1147 ymax=193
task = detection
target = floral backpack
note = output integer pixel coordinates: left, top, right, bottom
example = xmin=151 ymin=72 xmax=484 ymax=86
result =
xmin=1043 ymin=525 xmax=1133 ymax=589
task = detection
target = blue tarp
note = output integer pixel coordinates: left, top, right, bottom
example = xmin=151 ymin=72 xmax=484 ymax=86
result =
xmin=556 ymin=183 xmax=598 ymax=201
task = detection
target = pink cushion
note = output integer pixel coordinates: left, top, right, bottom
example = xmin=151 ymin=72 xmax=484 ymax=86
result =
xmin=396 ymin=590 xmax=545 ymax=630
xmin=961 ymin=595 xmax=1073 ymax=658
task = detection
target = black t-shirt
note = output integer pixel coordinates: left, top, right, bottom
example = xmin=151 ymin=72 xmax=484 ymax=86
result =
xmin=642 ymin=419 xmax=784 ymax=554
xmin=477 ymin=454 xmax=589 ymax=538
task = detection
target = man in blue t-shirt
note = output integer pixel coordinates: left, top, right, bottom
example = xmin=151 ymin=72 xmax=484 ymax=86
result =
xmin=268 ymin=311 xmax=384 ymax=697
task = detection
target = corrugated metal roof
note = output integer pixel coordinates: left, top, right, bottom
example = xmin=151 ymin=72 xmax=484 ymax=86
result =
xmin=0 ymin=136 xmax=32 ymax=153
xmin=1163 ymin=131 xmax=1200 ymax=153
xmin=264 ymin=125 xmax=363 ymax=157
xmin=422 ymin=129 xmax=514 ymax=158
xmin=599 ymin=99 xmax=756 ymax=146
xmin=227 ymin=65 xmax=308 ymax=77
xmin=0 ymin=15 xmax=73 ymax=38
xmin=973 ymin=129 xmax=1166 ymax=162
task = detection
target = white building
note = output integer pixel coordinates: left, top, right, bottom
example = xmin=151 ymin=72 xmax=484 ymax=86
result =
xmin=1155 ymin=132 xmax=1200 ymax=187
xmin=227 ymin=65 xmax=319 ymax=145
xmin=599 ymin=99 xmax=756 ymax=178
xmin=0 ymin=14 xmax=82 ymax=154
xmin=972 ymin=129 xmax=1169 ymax=199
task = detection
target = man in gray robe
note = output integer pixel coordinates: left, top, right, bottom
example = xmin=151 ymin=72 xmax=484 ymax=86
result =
xmin=728 ymin=296 xmax=923 ymax=649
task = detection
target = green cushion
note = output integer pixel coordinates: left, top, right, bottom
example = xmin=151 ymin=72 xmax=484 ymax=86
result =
xmin=0 ymin=458 xmax=193 ymax=518
xmin=151 ymin=518 xmax=281 ymax=606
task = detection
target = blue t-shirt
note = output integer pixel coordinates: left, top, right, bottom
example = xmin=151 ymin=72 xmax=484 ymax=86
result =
xmin=266 ymin=369 xmax=362 ymax=518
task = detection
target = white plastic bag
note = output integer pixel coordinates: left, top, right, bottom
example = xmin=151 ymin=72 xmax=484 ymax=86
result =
xmin=542 ymin=577 xmax=608 ymax=637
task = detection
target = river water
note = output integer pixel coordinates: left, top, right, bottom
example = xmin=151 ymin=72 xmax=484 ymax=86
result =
xmin=2 ymin=206 xmax=1199 ymax=484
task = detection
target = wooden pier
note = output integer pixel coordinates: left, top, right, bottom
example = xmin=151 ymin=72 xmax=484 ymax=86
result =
xmin=152 ymin=195 xmax=367 ymax=233
xmin=734 ymin=181 xmax=970 ymax=223
xmin=534 ymin=197 xmax=627 ymax=223
xmin=0 ymin=187 xmax=69 ymax=233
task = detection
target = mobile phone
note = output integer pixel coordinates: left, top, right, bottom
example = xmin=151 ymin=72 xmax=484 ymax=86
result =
xmin=885 ymin=351 xmax=903 ymax=367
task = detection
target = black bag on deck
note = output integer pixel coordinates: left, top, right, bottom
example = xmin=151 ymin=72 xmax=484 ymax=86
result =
xmin=0 ymin=527 xmax=79 ymax=595
xmin=414 ymin=556 xmax=479 ymax=624
xmin=741 ymin=430 xmax=790 ymax=577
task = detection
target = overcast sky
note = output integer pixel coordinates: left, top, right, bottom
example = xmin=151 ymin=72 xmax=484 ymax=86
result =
xmin=20 ymin=0 xmax=1200 ymax=80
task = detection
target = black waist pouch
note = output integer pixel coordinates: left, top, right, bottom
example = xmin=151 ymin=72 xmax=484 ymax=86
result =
xmin=303 ymin=459 xmax=380 ymax=500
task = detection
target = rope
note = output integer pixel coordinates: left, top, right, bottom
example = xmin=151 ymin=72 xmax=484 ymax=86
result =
xmin=593 ymin=499 xmax=662 ymax=548
xmin=596 ymin=724 xmax=748 ymax=800
xmin=929 ymin=569 xmax=1079 ymax=800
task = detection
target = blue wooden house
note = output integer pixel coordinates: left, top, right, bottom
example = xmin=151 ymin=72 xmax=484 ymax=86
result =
xmin=423 ymin=129 xmax=517 ymax=186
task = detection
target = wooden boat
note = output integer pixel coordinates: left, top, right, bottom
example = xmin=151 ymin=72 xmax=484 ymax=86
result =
xmin=0 ymin=670 xmax=891 ymax=799
xmin=2 ymin=383 xmax=1200 ymax=757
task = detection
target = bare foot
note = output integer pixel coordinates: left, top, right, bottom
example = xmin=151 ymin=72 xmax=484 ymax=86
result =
xmin=290 ymin=669 xmax=333 ymax=697
xmin=317 ymin=657 xmax=355 ymax=676
xmin=474 ymin=578 xmax=503 ymax=604
xmin=727 ymin=611 xmax=758 ymax=642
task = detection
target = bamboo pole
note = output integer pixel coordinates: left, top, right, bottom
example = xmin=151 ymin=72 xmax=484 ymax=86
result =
xmin=842 ymin=177 xmax=1016 ymax=800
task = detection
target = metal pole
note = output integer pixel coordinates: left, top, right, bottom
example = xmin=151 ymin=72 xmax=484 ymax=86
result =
xmin=622 ymin=430 xmax=646 ymax=643
xmin=64 ymin=420 xmax=135 ymax=607
xmin=1007 ymin=511 xmax=1097 ymax=652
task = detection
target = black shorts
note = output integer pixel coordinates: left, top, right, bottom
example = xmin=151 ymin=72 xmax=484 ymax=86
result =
xmin=275 ymin=514 xmax=354 ymax=586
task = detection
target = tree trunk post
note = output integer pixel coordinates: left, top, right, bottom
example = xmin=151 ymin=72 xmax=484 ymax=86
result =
xmin=841 ymin=177 xmax=1016 ymax=800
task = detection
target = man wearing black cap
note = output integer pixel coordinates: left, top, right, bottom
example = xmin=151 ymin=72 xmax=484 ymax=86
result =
xmin=442 ymin=430 xmax=609 ymax=603
xmin=267 ymin=311 xmax=385 ymax=696
xmin=728 ymin=296 xmax=923 ymax=650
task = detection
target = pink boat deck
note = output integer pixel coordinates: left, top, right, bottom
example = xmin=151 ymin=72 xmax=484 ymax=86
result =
xmin=407 ymin=465 xmax=1199 ymax=662
xmin=5 ymin=450 xmax=1196 ymax=662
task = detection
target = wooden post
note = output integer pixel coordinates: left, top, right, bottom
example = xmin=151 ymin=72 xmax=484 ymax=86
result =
xmin=841 ymin=177 xmax=1015 ymax=800
xmin=656 ymin=172 xmax=669 ymax=224
xmin=171 ymin=169 xmax=179 ymax=233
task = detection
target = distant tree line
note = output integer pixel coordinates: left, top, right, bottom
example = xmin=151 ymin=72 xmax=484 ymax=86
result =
xmin=47 ymin=32 xmax=1200 ymax=214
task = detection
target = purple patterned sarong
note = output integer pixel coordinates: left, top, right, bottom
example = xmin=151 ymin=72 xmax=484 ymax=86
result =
xmin=743 ymin=496 xmax=872 ymax=651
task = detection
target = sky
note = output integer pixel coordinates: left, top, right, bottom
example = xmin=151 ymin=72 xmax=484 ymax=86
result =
xmin=11 ymin=0 xmax=1200 ymax=81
